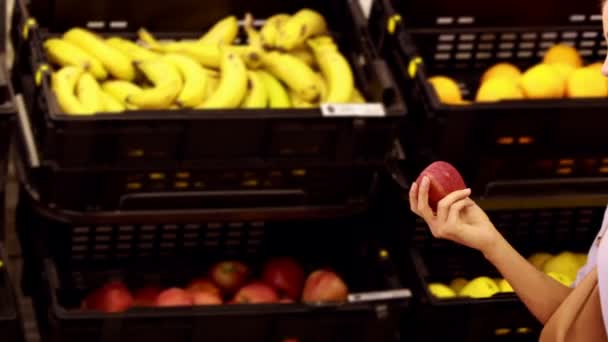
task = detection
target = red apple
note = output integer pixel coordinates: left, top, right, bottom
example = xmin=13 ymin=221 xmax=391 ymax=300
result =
xmin=133 ymin=286 xmax=162 ymax=307
xmin=233 ymin=282 xmax=279 ymax=304
xmin=262 ymin=257 xmax=305 ymax=300
xmin=84 ymin=281 xmax=133 ymax=313
xmin=416 ymin=161 xmax=466 ymax=211
xmin=186 ymin=277 xmax=221 ymax=296
xmin=155 ymin=288 xmax=193 ymax=307
xmin=302 ymin=270 xmax=348 ymax=303
xmin=192 ymin=291 xmax=223 ymax=306
xmin=279 ymin=298 xmax=294 ymax=304
xmin=210 ymin=261 xmax=249 ymax=293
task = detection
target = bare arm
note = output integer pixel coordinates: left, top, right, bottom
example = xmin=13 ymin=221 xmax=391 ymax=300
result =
xmin=410 ymin=177 xmax=572 ymax=324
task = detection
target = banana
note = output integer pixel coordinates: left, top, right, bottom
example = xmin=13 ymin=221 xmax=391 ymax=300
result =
xmin=199 ymin=16 xmax=239 ymax=45
xmin=258 ymin=70 xmax=290 ymax=108
xmin=100 ymin=91 xmax=126 ymax=112
xmin=77 ymin=72 xmax=104 ymax=113
xmin=102 ymin=80 xmax=144 ymax=105
xmin=241 ymin=71 xmax=268 ymax=108
xmin=350 ymin=88 xmax=365 ymax=103
xmin=127 ymin=59 xmax=183 ymax=109
xmin=289 ymin=90 xmax=317 ymax=108
xmin=244 ymin=13 xmax=263 ymax=48
xmin=44 ymin=38 xmax=107 ymax=80
xmin=161 ymin=42 xmax=222 ymax=68
xmin=260 ymin=13 xmax=290 ymax=48
xmin=315 ymin=72 xmax=328 ymax=102
xmin=52 ymin=66 xmax=88 ymax=115
xmin=262 ymin=51 xmax=321 ymax=102
xmin=64 ymin=28 xmax=135 ymax=81
xmin=290 ymin=48 xmax=316 ymax=68
xmin=276 ymin=9 xmax=328 ymax=50
xmin=205 ymin=70 xmax=221 ymax=96
xmin=106 ymin=37 xmax=159 ymax=62
xmin=163 ymin=53 xmax=208 ymax=108
xmin=137 ymin=28 xmax=164 ymax=51
xmin=199 ymin=51 xmax=248 ymax=109
xmin=309 ymin=40 xmax=354 ymax=103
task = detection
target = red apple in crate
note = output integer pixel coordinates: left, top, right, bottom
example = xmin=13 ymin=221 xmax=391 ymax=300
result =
xmin=302 ymin=270 xmax=348 ymax=303
xmin=192 ymin=291 xmax=223 ymax=306
xmin=279 ymin=298 xmax=295 ymax=304
xmin=186 ymin=277 xmax=221 ymax=297
xmin=133 ymin=286 xmax=162 ymax=307
xmin=233 ymin=282 xmax=280 ymax=304
xmin=416 ymin=161 xmax=467 ymax=211
xmin=262 ymin=257 xmax=305 ymax=300
xmin=155 ymin=288 xmax=193 ymax=307
xmin=84 ymin=281 xmax=134 ymax=313
xmin=210 ymin=261 xmax=250 ymax=293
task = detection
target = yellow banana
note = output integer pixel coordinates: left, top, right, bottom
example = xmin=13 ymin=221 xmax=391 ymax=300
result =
xmin=52 ymin=66 xmax=88 ymax=115
xmin=241 ymin=71 xmax=268 ymax=108
xmin=241 ymin=13 xmax=265 ymax=69
xmin=199 ymin=51 xmax=248 ymax=109
xmin=314 ymin=72 xmax=328 ymax=102
xmin=276 ymin=9 xmax=328 ymax=50
xmin=350 ymin=88 xmax=365 ymax=103
xmin=260 ymin=13 xmax=290 ymax=48
xmin=199 ymin=16 xmax=239 ymax=45
xmin=64 ymin=28 xmax=135 ymax=81
xmin=127 ymin=59 xmax=182 ymax=109
xmin=244 ymin=13 xmax=263 ymax=48
xmin=100 ymin=91 xmax=126 ymax=112
xmin=76 ymin=72 xmax=104 ymax=113
xmin=163 ymin=53 xmax=208 ymax=108
xmin=205 ymin=70 xmax=221 ymax=96
xmin=289 ymin=90 xmax=317 ymax=108
xmin=258 ymin=70 xmax=290 ymax=108
xmin=262 ymin=51 xmax=321 ymax=102
xmin=161 ymin=42 xmax=222 ymax=68
xmin=309 ymin=41 xmax=354 ymax=103
xmin=137 ymin=28 xmax=163 ymax=51
xmin=106 ymin=37 xmax=159 ymax=62
xmin=44 ymin=38 xmax=107 ymax=80
xmin=102 ymin=80 xmax=143 ymax=105
xmin=289 ymin=48 xmax=316 ymax=68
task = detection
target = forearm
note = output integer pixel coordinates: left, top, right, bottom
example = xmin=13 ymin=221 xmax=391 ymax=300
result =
xmin=484 ymin=234 xmax=572 ymax=324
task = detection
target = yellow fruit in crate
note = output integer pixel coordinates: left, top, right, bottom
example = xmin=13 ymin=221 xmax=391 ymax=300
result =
xmin=576 ymin=253 xmax=588 ymax=268
xmin=552 ymin=63 xmax=576 ymax=83
xmin=258 ymin=70 xmax=290 ymax=108
xmin=241 ymin=71 xmax=268 ymax=108
xmin=309 ymin=39 xmax=354 ymax=103
xmin=262 ymin=51 xmax=321 ymax=102
xmin=44 ymin=38 xmax=108 ymax=80
xmin=585 ymin=62 xmax=608 ymax=91
xmin=547 ymin=272 xmax=574 ymax=287
xmin=520 ymin=64 xmax=565 ymax=99
xmin=543 ymin=252 xmax=580 ymax=280
xmin=127 ymin=59 xmax=182 ymax=109
xmin=496 ymin=279 xmax=514 ymax=293
xmin=100 ymin=91 xmax=125 ymax=113
xmin=199 ymin=16 xmax=239 ymax=46
xmin=481 ymin=63 xmax=522 ymax=84
xmin=106 ymin=37 xmax=159 ymax=63
xmin=528 ymin=252 xmax=553 ymax=270
xmin=260 ymin=13 xmax=291 ymax=48
xmin=350 ymin=88 xmax=366 ymax=103
xmin=276 ymin=9 xmax=328 ymax=50
xmin=566 ymin=67 xmax=608 ymax=98
xmin=52 ymin=66 xmax=87 ymax=115
xmin=428 ymin=283 xmax=456 ymax=298
xmin=476 ymin=78 xmax=524 ymax=102
xmin=199 ymin=51 xmax=248 ymax=109
xmin=449 ymin=278 xmax=468 ymax=293
xmin=459 ymin=277 xmax=499 ymax=298
xmin=428 ymin=76 xmax=462 ymax=104
xmin=76 ymin=72 xmax=104 ymax=113
xmin=162 ymin=54 xmax=208 ymax=108
xmin=543 ymin=44 xmax=583 ymax=69
xmin=102 ymin=81 xmax=143 ymax=106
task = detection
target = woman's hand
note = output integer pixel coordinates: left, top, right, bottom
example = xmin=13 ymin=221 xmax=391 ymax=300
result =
xmin=409 ymin=176 xmax=500 ymax=255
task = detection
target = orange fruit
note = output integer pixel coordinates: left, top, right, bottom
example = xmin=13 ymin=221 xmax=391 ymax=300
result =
xmin=476 ymin=78 xmax=524 ymax=102
xmin=520 ymin=64 xmax=565 ymax=99
xmin=428 ymin=76 xmax=462 ymax=104
xmin=566 ymin=67 xmax=608 ymax=98
xmin=543 ymin=44 xmax=583 ymax=69
xmin=481 ymin=63 xmax=522 ymax=84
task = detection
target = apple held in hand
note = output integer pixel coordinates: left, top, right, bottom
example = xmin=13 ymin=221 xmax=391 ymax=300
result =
xmin=416 ymin=161 xmax=466 ymax=211
xmin=210 ymin=261 xmax=250 ymax=293
xmin=186 ymin=277 xmax=221 ymax=297
xmin=262 ymin=257 xmax=305 ymax=300
xmin=233 ymin=282 xmax=279 ymax=304
xmin=133 ymin=286 xmax=162 ymax=307
xmin=302 ymin=270 xmax=348 ymax=303
xmin=84 ymin=281 xmax=134 ymax=313
xmin=155 ymin=288 xmax=193 ymax=307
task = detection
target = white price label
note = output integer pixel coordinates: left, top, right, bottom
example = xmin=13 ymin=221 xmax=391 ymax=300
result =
xmin=321 ymin=103 xmax=386 ymax=117
xmin=348 ymin=289 xmax=412 ymax=303
xmin=359 ymin=0 xmax=373 ymax=19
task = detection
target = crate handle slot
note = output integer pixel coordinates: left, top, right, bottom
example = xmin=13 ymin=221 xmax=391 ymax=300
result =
xmin=15 ymin=94 xmax=40 ymax=168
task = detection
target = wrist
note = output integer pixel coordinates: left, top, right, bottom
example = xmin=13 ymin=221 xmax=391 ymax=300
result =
xmin=481 ymin=227 xmax=508 ymax=262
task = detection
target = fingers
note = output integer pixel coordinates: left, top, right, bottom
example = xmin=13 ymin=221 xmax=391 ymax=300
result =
xmin=436 ymin=188 xmax=472 ymax=223
xmin=446 ymin=198 xmax=471 ymax=226
xmin=416 ymin=177 xmax=434 ymax=220
xmin=409 ymin=182 xmax=418 ymax=213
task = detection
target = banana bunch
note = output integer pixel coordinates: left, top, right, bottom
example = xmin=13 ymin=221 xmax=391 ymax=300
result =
xmin=43 ymin=9 xmax=366 ymax=116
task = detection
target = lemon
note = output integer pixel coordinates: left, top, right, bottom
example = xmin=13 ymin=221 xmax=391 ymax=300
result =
xmin=552 ymin=63 xmax=576 ymax=83
xmin=496 ymin=279 xmax=514 ymax=293
xmin=459 ymin=277 xmax=499 ymax=298
xmin=428 ymin=283 xmax=457 ymax=298
xmin=520 ymin=64 xmax=565 ymax=99
xmin=428 ymin=76 xmax=462 ymax=104
xmin=450 ymin=278 xmax=468 ymax=293
xmin=543 ymin=251 xmax=580 ymax=280
xmin=547 ymin=271 xmax=574 ymax=287
xmin=476 ymin=77 xmax=524 ymax=102
xmin=543 ymin=44 xmax=583 ymax=69
xmin=481 ymin=63 xmax=522 ymax=84
xmin=528 ymin=252 xmax=553 ymax=270
xmin=566 ymin=67 xmax=608 ymax=98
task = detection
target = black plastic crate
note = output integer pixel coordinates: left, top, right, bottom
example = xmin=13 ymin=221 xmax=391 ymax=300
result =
xmin=0 ymin=244 xmax=24 ymax=342
xmin=16 ymin=188 xmax=409 ymax=342
xmin=401 ymin=195 xmax=608 ymax=342
xmin=369 ymin=0 xmax=608 ymax=196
